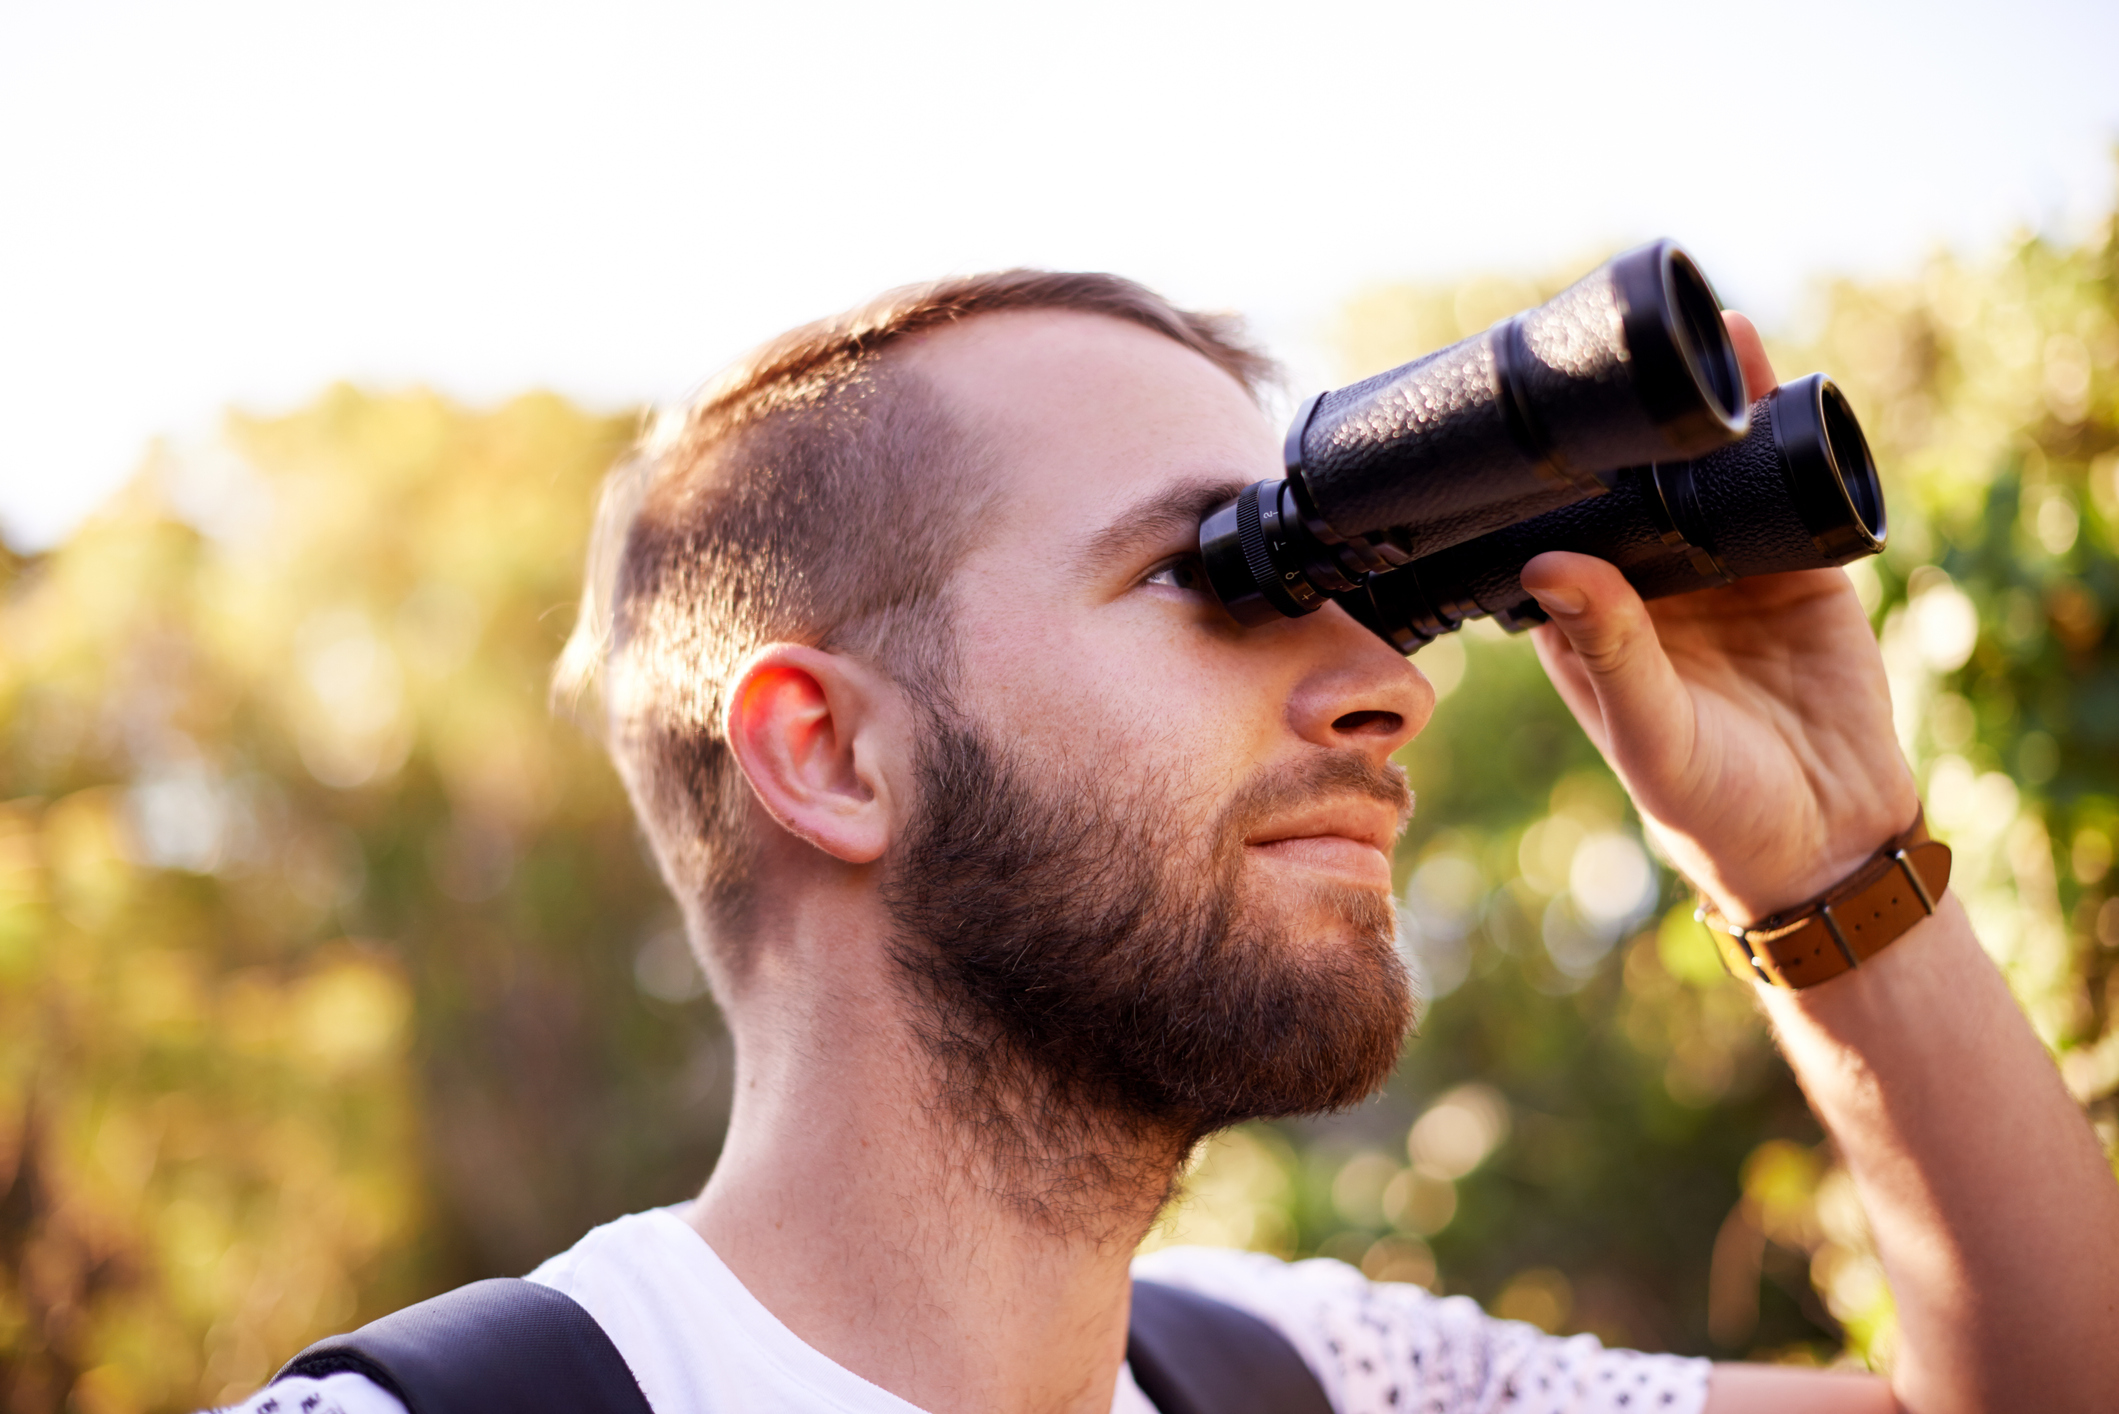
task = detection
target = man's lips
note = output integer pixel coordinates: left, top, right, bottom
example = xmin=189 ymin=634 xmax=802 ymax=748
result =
xmin=1246 ymin=800 xmax=1401 ymax=857
xmin=1244 ymin=800 xmax=1403 ymax=886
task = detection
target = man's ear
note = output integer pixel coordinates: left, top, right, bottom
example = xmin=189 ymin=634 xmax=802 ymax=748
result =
xmin=724 ymin=644 xmax=907 ymax=865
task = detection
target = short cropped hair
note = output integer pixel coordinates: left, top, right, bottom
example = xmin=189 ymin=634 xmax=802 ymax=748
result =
xmin=556 ymin=271 xmax=1275 ymax=986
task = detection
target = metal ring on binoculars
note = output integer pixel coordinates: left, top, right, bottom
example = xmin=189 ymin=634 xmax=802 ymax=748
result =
xmin=1772 ymin=375 xmax=1887 ymax=562
xmin=1612 ymin=241 xmax=1749 ymax=449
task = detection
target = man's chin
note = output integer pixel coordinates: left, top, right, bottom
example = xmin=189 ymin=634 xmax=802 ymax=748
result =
xmin=1178 ymin=906 xmax=1415 ymax=1129
xmin=1238 ymin=872 xmax=1399 ymax=956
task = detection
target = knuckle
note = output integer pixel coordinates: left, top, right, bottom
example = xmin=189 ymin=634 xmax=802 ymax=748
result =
xmin=1576 ymin=615 xmax=1643 ymax=676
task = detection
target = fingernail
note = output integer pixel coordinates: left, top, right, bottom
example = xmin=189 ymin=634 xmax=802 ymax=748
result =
xmin=1527 ymin=585 xmax=1586 ymax=616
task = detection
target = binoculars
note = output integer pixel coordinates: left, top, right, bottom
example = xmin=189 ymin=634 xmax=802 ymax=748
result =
xmin=1199 ymin=240 xmax=1886 ymax=650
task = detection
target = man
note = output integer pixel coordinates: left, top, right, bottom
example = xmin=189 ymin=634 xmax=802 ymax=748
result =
xmin=245 ymin=272 xmax=2119 ymax=1413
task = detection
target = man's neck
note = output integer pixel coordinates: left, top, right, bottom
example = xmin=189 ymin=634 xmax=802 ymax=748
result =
xmin=686 ymin=967 xmax=1186 ymax=1414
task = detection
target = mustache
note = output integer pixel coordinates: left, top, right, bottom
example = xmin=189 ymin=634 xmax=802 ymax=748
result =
xmin=1218 ymin=750 xmax=1413 ymax=849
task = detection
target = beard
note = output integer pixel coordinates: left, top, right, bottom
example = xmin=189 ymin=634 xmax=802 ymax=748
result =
xmin=882 ymin=705 xmax=1417 ymax=1183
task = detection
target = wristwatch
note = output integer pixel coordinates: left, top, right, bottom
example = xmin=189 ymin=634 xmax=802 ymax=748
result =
xmin=1698 ymin=808 xmax=1952 ymax=990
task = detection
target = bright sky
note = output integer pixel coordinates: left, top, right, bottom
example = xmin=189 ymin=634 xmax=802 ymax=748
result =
xmin=3 ymin=0 xmax=2116 ymax=549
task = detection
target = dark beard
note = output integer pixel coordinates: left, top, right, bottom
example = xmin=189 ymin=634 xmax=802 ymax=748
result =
xmin=882 ymin=708 xmax=1416 ymax=1203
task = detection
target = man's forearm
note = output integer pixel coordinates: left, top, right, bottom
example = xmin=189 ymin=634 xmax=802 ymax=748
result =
xmin=1759 ymin=895 xmax=2119 ymax=1413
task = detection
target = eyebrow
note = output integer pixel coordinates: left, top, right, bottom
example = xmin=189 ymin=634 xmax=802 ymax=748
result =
xmin=1072 ymin=476 xmax=1255 ymax=581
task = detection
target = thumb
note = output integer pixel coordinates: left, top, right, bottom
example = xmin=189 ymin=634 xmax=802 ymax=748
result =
xmin=1518 ymin=552 xmax=1693 ymax=767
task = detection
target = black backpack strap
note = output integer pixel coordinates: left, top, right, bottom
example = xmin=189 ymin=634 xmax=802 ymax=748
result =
xmin=1128 ymin=1278 xmax=1333 ymax=1414
xmin=277 ymin=1269 xmax=1321 ymax=1414
xmin=274 ymin=1277 xmax=653 ymax=1414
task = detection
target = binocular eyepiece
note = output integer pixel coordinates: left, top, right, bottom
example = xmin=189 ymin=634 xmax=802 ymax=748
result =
xmin=1199 ymin=240 xmax=1887 ymax=649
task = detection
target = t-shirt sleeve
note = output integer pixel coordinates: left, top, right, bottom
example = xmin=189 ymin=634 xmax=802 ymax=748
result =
xmin=1131 ymin=1246 xmax=1711 ymax=1414
xmin=211 ymin=1371 xmax=410 ymax=1414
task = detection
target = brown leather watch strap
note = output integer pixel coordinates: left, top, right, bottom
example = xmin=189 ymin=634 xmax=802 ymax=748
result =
xmin=1698 ymin=808 xmax=1953 ymax=990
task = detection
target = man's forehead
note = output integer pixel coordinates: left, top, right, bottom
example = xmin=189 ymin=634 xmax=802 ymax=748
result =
xmin=899 ymin=308 xmax=1278 ymax=526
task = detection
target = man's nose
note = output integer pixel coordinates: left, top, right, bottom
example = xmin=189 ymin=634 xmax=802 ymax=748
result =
xmin=1281 ymin=601 xmax=1435 ymax=762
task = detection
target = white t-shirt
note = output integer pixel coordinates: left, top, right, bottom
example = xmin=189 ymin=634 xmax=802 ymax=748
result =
xmin=230 ymin=1206 xmax=1710 ymax=1414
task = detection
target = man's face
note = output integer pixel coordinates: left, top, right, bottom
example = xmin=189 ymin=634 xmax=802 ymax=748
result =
xmin=885 ymin=312 xmax=1438 ymax=1136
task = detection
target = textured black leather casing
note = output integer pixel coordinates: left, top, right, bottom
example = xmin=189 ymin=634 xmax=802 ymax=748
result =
xmin=1352 ymin=376 xmax=1884 ymax=652
xmin=1293 ymin=242 xmax=1746 ymax=560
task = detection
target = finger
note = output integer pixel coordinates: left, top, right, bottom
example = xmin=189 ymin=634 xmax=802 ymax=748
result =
xmin=1722 ymin=311 xmax=1778 ymax=401
xmin=1528 ymin=621 xmax=1611 ymax=754
xmin=1518 ymin=551 xmax=1696 ymax=776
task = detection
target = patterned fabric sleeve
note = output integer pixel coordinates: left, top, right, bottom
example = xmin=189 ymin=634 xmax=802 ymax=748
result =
xmin=1131 ymin=1246 xmax=1712 ymax=1414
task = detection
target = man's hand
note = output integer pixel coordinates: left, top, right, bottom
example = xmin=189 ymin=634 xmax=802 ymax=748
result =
xmin=1519 ymin=311 xmax=2119 ymax=1414
xmin=1518 ymin=314 xmax=1918 ymax=923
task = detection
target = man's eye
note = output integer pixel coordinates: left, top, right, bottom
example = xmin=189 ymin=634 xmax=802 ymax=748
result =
xmin=1144 ymin=555 xmax=1210 ymax=594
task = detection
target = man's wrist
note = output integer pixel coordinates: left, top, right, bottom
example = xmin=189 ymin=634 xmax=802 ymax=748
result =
xmin=1696 ymin=806 xmax=1951 ymax=990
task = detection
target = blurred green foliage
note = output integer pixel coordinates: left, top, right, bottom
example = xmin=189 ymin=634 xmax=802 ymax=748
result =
xmin=1 ymin=392 xmax=730 ymax=1411
xmin=5 ymin=200 xmax=2118 ymax=1410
